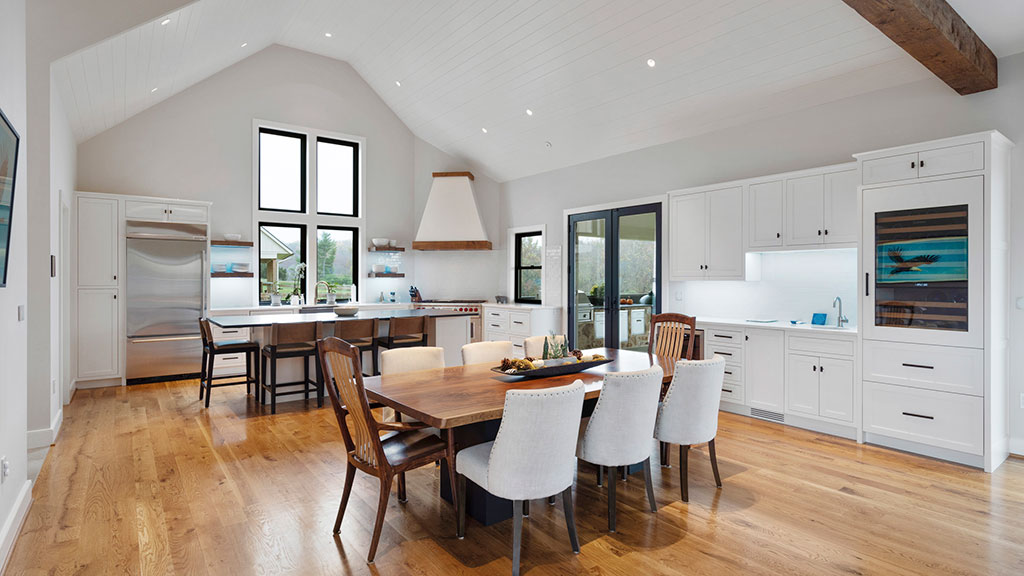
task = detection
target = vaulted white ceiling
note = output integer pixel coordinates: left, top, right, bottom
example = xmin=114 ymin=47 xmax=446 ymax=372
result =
xmin=53 ymin=0 xmax=1012 ymax=182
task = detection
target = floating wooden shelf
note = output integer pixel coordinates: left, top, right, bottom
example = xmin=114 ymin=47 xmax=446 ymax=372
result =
xmin=368 ymin=272 xmax=405 ymax=278
xmin=211 ymin=272 xmax=254 ymax=278
xmin=368 ymin=246 xmax=405 ymax=252
xmin=211 ymin=240 xmax=254 ymax=247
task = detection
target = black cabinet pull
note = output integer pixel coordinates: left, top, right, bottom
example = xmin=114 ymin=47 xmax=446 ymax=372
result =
xmin=812 ymin=365 xmax=817 ymax=372
xmin=723 ymin=388 xmax=733 ymax=394
xmin=113 ymin=294 xmax=117 ymax=299
xmin=911 ymin=161 xmax=916 ymax=169
xmin=818 ymin=230 xmax=822 ymax=236
xmin=713 ymin=334 xmax=732 ymax=339
xmin=724 ymin=370 xmax=733 ymax=375
xmin=865 ymin=272 xmax=870 ymax=296
xmin=745 ymin=335 xmax=749 ymax=341
xmin=919 ymin=160 xmax=924 ymax=167
xmin=902 ymin=411 xmax=934 ymax=420
xmin=902 ymin=363 xmax=934 ymax=370
xmin=819 ymin=365 xmax=824 ymax=373
xmin=717 ymin=351 xmax=732 ymax=356
xmin=824 ymin=229 xmax=829 ymax=235
xmin=776 ymin=232 xmax=780 ymax=238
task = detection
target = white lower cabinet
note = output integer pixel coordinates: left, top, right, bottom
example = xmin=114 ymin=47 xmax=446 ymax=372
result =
xmin=744 ymin=328 xmax=785 ymax=413
xmin=786 ymin=352 xmax=854 ymax=422
xmin=863 ymin=380 xmax=983 ymax=456
xmin=482 ymin=305 xmax=560 ymax=358
xmin=77 ymin=289 xmax=120 ymax=379
xmin=787 ymin=354 xmax=820 ymax=416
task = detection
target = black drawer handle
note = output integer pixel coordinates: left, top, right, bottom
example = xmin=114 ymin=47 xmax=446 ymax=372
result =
xmin=513 ymin=321 xmax=524 ymax=325
xmin=716 ymin=351 xmax=732 ymax=356
xmin=713 ymin=334 xmax=733 ymax=339
xmin=490 ymin=324 xmax=501 ymax=328
xmin=902 ymin=363 xmax=934 ymax=370
xmin=222 ymin=330 xmax=239 ymax=334
xmin=722 ymin=388 xmax=733 ymax=394
xmin=724 ymin=370 xmax=733 ymax=375
xmin=902 ymin=411 xmax=934 ymax=420
xmin=222 ymin=356 xmax=240 ymax=361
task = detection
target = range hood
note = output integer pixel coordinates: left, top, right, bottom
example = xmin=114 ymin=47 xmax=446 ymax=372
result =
xmin=413 ymin=171 xmax=492 ymax=250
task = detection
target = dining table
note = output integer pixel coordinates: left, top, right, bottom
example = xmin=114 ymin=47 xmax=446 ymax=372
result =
xmin=363 ymin=347 xmax=680 ymax=525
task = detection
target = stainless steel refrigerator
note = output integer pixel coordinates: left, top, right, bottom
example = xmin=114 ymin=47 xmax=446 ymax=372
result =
xmin=125 ymin=220 xmax=207 ymax=383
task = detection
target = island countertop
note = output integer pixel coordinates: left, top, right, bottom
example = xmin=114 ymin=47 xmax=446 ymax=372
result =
xmin=209 ymin=308 xmax=476 ymax=329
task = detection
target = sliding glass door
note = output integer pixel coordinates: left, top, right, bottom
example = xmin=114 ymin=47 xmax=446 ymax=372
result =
xmin=568 ymin=203 xmax=661 ymax=351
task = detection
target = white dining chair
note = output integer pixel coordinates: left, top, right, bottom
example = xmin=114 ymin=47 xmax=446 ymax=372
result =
xmin=577 ymin=366 xmax=664 ymax=531
xmin=456 ymin=380 xmax=585 ymax=576
xmin=523 ymin=334 xmax=567 ymax=358
xmin=461 ymin=341 xmax=514 ymax=365
xmin=654 ymin=356 xmax=726 ymax=502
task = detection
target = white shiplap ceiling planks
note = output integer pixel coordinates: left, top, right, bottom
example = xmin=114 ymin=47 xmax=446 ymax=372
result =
xmin=54 ymin=0 xmax=1014 ymax=181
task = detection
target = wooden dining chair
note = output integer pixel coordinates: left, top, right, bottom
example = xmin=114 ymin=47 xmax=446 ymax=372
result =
xmin=648 ymin=313 xmax=698 ymax=466
xmin=374 ymin=316 xmax=428 ymax=375
xmin=260 ymin=322 xmax=321 ymax=414
xmin=317 ymin=337 xmax=457 ymax=564
xmin=331 ymin=318 xmax=378 ymax=376
xmin=198 ymin=318 xmax=260 ymax=408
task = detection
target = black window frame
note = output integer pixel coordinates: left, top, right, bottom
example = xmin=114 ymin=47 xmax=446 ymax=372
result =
xmin=514 ymin=231 xmax=543 ymax=304
xmin=316 ymin=136 xmax=360 ymax=217
xmin=258 ymin=221 xmax=307 ymax=305
xmin=314 ymin=225 xmax=360 ymax=303
xmin=258 ymin=127 xmax=307 ymax=214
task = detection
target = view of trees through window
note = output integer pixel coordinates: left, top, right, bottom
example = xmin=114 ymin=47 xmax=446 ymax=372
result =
xmin=316 ymin=227 xmax=356 ymax=302
xmin=259 ymin=224 xmax=305 ymax=304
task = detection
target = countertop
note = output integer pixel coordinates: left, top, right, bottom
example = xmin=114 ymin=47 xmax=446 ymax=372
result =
xmin=209 ymin=302 xmax=413 ymax=314
xmin=697 ymin=316 xmax=858 ymax=335
xmin=481 ymin=303 xmax=560 ymax=310
xmin=210 ymin=308 xmax=476 ymax=329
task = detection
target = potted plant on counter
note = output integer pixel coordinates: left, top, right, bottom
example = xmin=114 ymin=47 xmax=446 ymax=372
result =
xmin=289 ymin=263 xmax=307 ymax=306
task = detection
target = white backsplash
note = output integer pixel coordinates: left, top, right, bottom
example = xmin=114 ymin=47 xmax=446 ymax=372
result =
xmin=668 ymin=249 xmax=858 ymax=326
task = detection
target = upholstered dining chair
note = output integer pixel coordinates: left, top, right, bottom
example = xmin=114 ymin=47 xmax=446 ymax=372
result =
xmin=316 ymin=337 xmax=456 ymax=564
xmin=523 ymin=334 xmax=567 ymax=358
xmin=577 ymin=366 xmax=664 ymax=531
xmin=654 ymin=356 xmax=726 ymax=502
xmin=461 ymin=340 xmax=514 ymax=365
xmin=375 ymin=316 xmax=429 ymax=374
xmin=648 ymin=313 xmax=699 ymax=466
xmin=456 ymin=381 xmax=585 ymax=576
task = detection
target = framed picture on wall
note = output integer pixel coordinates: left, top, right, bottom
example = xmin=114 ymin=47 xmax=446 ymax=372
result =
xmin=0 ymin=105 xmax=20 ymax=288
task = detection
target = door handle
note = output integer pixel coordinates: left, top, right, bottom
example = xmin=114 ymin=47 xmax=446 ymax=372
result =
xmin=865 ymin=272 xmax=870 ymax=296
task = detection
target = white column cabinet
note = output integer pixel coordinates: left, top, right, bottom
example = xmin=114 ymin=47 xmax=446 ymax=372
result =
xmin=76 ymin=289 xmax=120 ymax=379
xmin=668 ymin=193 xmax=706 ymax=279
xmin=785 ymin=175 xmax=824 ymax=246
xmin=747 ymin=180 xmax=783 ymax=248
xmin=668 ymin=186 xmax=742 ymax=280
xmin=76 ymin=196 xmax=119 ymax=287
xmin=745 ymin=328 xmax=785 ymax=413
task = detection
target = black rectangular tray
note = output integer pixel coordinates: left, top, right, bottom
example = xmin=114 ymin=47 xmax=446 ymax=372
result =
xmin=490 ymin=357 xmax=613 ymax=379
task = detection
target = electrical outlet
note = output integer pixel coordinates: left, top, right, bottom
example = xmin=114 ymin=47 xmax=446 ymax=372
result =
xmin=1 ymin=456 xmax=9 ymax=484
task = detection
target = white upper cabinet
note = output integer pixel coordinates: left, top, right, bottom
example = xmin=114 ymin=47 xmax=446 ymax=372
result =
xmin=669 ymin=187 xmax=742 ymax=280
xmin=785 ymin=175 xmax=824 ymax=246
xmin=747 ymin=180 xmax=783 ymax=248
xmin=77 ymin=196 xmax=119 ymax=287
xmin=823 ymin=169 xmax=859 ymax=244
xmin=125 ymin=199 xmax=208 ymax=223
xmin=669 ymin=193 xmax=706 ymax=279
xmin=862 ymin=142 xmax=985 ymax=185
xmin=862 ymin=152 xmax=919 ymax=185
xmin=167 ymin=203 xmax=209 ymax=223
xmin=706 ymin=186 xmax=743 ymax=278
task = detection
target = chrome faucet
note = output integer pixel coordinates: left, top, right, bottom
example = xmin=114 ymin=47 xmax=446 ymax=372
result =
xmin=833 ymin=296 xmax=849 ymax=328
xmin=315 ymin=280 xmax=331 ymax=303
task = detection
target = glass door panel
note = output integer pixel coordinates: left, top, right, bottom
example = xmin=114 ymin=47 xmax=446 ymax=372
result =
xmin=616 ymin=210 xmax=659 ymax=350
xmin=570 ymin=213 xmax=608 ymax=349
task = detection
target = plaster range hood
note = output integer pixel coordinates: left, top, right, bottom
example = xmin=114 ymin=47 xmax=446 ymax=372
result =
xmin=413 ymin=171 xmax=492 ymax=250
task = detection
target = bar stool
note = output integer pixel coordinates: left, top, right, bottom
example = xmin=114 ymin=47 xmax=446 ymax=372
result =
xmin=260 ymin=322 xmax=322 ymax=414
xmin=374 ymin=316 xmax=428 ymax=375
xmin=198 ymin=318 xmax=260 ymax=408
xmin=332 ymin=318 xmax=378 ymax=376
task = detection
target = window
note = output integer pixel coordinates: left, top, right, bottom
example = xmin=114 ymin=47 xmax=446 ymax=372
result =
xmin=317 ymin=137 xmax=359 ymax=217
xmin=258 ymin=223 xmax=307 ymax=304
xmin=514 ymin=231 xmax=543 ymax=304
xmin=258 ymin=128 xmax=306 ymax=213
xmin=315 ymin=226 xmax=358 ymax=302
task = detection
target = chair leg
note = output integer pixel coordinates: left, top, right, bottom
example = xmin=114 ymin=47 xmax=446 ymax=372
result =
xmin=367 ymin=474 xmax=393 ymax=563
xmin=245 ymin=350 xmax=252 ymax=396
xmin=397 ymin=472 xmax=407 ymax=503
xmin=260 ymin=353 xmax=267 ymax=406
xmin=548 ymin=495 xmax=556 ymax=505
xmin=270 ymin=354 xmax=277 ymax=415
xmin=253 ymin=349 xmax=260 ymax=398
xmin=512 ymin=499 xmax=523 ymax=576
xmin=709 ymin=438 xmax=722 ymax=488
xmin=372 ymin=342 xmax=379 ymax=376
xmin=199 ymin=349 xmax=207 ymax=399
xmin=303 ymin=355 xmax=310 ymax=401
xmin=608 ymin=466 xmax=617 ymax=532
xmin=522 ymin=500 xmax=530 ymax=517
xmin=661 ymin=441 xmax=672 ymax=468
xmin=334 ymin=462 xmax=357 ymax=534
xmin=597 ymin=464 xmax=603 ymax=487
xmin=680 ymin=445 xmax=690 ymax=502
xmin=445 ymin=429 xmax=459 ymax=528
xmin=457 ymin=474 xmax=467 ymax=539
xmin=561 ymin=486 xmax=580 ymax=554
xmin=204 ymin=351 xmax=214 ymax=408
xmin=621 ymin=466 xmax=627 ymax=482
xmin=643 ymin=457 xmax=657 ymax=512
xmin=314 ymin=354 xmax=324 ymax=408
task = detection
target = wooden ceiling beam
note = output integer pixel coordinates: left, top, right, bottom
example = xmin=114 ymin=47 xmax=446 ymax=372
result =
xmin=842 ymin=0 xmax=997 ymax=95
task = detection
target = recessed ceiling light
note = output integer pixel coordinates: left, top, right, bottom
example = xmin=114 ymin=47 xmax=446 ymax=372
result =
xmin=647 ymin=58 xmax=656 ymax=68
xmin=545 ymin=141 xmax=552 ymax=148
xmin=324 ymin=32 xmax=333 ymax=38
xmin=150 ymin=87 xmax=158 ymax=93
xmin=481 ymin=128 xmax=488 ymax=134
xmin=241 ymin=42 xmax=248 ymax=48
xmin=395 ymin=80 xmax=402 ymax=87
xmin=526 ymin=109 xmax=533 ymax=116
xmin=161 ymin=18 xmax=171 ymax=26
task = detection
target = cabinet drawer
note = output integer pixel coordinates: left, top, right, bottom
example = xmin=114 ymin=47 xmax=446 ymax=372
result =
xmin=788 ymin=335 xmax=854 ymax=357
xmin=510 ymin=335 xmax=526 ymax=358
xmin=211 ymin=324 xmax=250 ymax=341
xmin=862 ymin=152 xmax=919 ymax=185
xmin=508 ymin=312 xmax=531 ymax=335
xmin=722 ymin=363 xmax=743 ymax=384
xmin=918 ymin=142 xmax=984 ymax=179
xmin=862 ymin=340 xmax=983 ymax=396
xmin=484 ymin=309 xmax=509 ymax=322
xmin=705 ymin=326 xmax=743 ymax=343
xmin=721 ymin=384 xmax=744 ymax=404
xmin=213 ymin=353 xmax=246 ymax=369
xmin=485 ymin=329 xmax=509 ymax=343
xmin=485 ymin=317 xmax=508 ymax=332
xmin=864 ymin=381 xmax=983 ymax=456
xmin=706 ymin=342 xmax=742 ymax=363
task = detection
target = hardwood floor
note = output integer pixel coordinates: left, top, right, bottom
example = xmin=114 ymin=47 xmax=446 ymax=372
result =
xmin=5 ymin=378 xmax=1024 ymax=575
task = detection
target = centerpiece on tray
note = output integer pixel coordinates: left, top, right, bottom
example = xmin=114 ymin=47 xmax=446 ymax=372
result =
xmin=491 ymin=335 xmax=611 ymax=378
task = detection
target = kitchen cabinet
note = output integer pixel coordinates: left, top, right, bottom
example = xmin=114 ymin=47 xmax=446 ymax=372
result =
xmin=785 ymin=175 xmax=824 ymax=246
xmin=786 ymin=353 xmax=820 ymax=416
xmin=76 ymin=288 xmax=120 ymax=379
xmin=482 ymin=305 xmax=560 ymax=358
xmin=747 ymin=180 xmax=783 ymax=248
xmin=125 ymin=199 xmax=209 ymax=223
xmin=77 ymin=196 xmax=119 ymax=287
xmin=668 ymin=186 xmax=742 ymax=280
xmin=823 ymin=169 xmax=859 ymax=244
xmin=862 ymin=142 xmax=984 ymax=185
xmin=744 ymin=328 xmax=784 ymax=413
xmin=787 ymin=352 xmax=853 ymax=422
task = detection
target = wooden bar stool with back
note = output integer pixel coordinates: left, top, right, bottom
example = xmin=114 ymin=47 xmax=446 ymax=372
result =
xmin=329 ymin=318 xmax=378 ymax=376
xmin=373 ymin=315 xmax=428 ymax=375
xmin=198 ymin=318 xmax=260 ymax=408
xmin=260 ymin=322 xmax=323 ymax=414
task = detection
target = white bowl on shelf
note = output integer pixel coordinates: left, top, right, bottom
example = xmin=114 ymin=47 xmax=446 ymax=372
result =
xmin=371 ymin=238 xmax=389 ymax=248
xmin=388 ymin=239 xmax=398 ymax=247
xmin=223 ymin=233 xmax=242 ymax=241
xmin=372 ymin=264 xmax=387 ymax=273
xmin=334 ymin=305 xmax=359 ymax=317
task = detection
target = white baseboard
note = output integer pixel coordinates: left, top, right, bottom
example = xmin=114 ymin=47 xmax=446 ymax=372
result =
xmin=1009 ymin=437 xmax=1024 ymax=457
xmin=26 ymin=408 xmax=63 ymax=450
xmin=0 ymin=480 xmax=33 ymax=574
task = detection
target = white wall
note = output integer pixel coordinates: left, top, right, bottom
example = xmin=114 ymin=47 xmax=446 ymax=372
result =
xmin=0 ymin=0 xmax=31 ymax=566
xmin=501 ymin=52 xmax=1024 ymax=446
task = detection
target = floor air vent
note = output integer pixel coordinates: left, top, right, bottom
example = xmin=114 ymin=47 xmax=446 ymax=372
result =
xmin=750 ymin=408 xmax=785 ymax=423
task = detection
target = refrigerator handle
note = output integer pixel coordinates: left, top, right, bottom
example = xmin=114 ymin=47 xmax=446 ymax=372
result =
xmin=201 ymin=249 xmax=208 ymax=317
